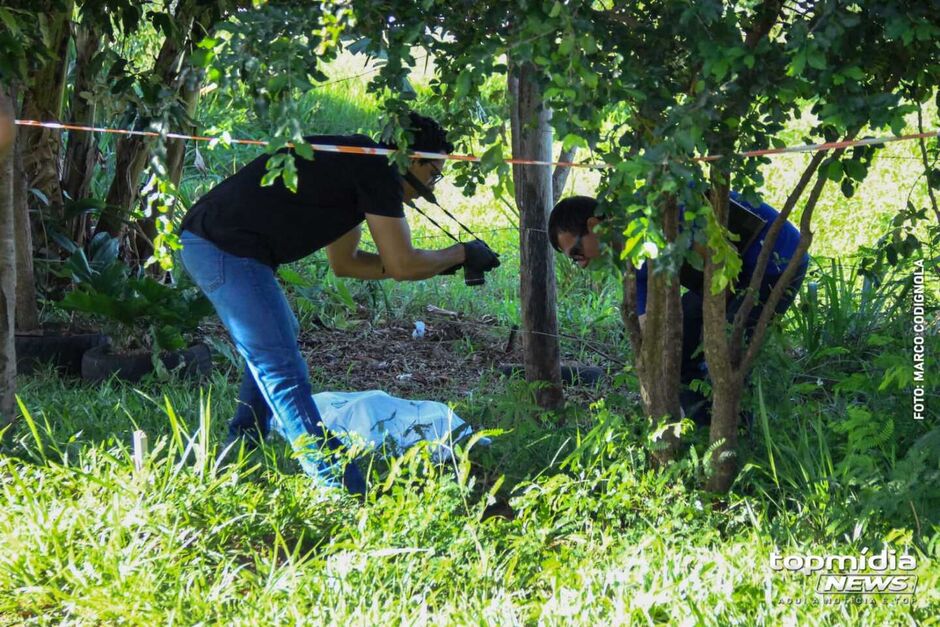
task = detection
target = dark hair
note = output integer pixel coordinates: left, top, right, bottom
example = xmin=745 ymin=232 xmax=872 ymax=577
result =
xmin=548 ymin=195 xmax=601 ymax=251
xmin=405 ymin=112 xmax=454 ymax=157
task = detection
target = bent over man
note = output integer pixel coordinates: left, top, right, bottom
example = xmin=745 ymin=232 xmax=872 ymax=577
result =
xmin=179 ymin=113 xmax=499 ymax=494
xmin=549 ymin=193 xmax=807 ymax=426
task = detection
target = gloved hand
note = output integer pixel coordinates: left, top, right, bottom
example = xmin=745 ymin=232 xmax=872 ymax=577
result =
xmin=310 ymin=425 xmax=367 ymax=497
xmin=462 ymin=239 xmax=500 ymax=286
xmin=341 ymin=460 xmax=367 ymax=496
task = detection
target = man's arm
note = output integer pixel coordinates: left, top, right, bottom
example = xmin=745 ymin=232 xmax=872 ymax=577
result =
xmin=364 ymin=213 xmax=465 ymax=281
xmin=325 ymin=225 xmax=389 ymax=280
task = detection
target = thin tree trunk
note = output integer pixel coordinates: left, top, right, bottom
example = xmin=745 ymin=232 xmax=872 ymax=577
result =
xmin=702 ymin=177 xmax=742 ymax=492
xmin=633 ymin=196 xmax=683 ymax=463
xmin=133 ymin=72 xmax=200 ymax=266
xmin=704 ymin=152 xmax=842 ymax=493
xmin=0 ymin=83 xmax=18 ymax=427
xmin=97 ymin=6 xmax=196 ymax=241
xmin=705 ymin=381 xmax=743 ymax=491
xmin=18 ymin=0 xmax=73 ymax=229
xmin=13 ymin=130 xmax=39 ymax=331
xmin=62 ymin=20 xmax=102 ymax=246
xmin=509 ymin=61 xmax=563 ymax=410
xmin=167 ymin=80 xmax=199 ymax=188
xmin=551 ymin=146 xmax=577 ymax=206
xmin=97 ymin=136 xmax=151 ymax=238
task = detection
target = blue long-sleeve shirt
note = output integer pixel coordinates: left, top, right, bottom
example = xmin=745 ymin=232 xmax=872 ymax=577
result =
xmin=635 ymin=192 xmax=808 ymax=314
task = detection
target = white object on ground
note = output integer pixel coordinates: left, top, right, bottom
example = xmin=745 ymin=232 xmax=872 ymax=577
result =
xmin=271 ymin=390 xmax=486 ymax=462
xmin=412 ymin=320 xmax=426 ymax=339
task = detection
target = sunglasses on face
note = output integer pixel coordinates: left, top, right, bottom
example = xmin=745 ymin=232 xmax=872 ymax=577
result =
xmin=426 ymin=163 xmax=444 ymax=187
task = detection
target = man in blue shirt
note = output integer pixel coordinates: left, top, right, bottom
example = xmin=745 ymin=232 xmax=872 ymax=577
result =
xmin=549 ymin=194 xmax=808 ymax=425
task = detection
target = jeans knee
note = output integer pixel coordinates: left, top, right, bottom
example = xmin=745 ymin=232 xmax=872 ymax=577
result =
xmin=247 ymin=348 xmax=309 ymax=386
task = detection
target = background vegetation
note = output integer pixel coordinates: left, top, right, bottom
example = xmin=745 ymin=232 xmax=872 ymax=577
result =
xmin=0 ymin=2 xmax=938 ymax=624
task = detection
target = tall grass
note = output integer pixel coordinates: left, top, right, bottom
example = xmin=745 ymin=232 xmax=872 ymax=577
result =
xmin=3 ymin=377 xmax=938 ymax=623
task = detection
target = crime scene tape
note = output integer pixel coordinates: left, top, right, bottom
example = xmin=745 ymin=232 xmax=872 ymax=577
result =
xmin=13 ymin=119 xmax=940 ymax=169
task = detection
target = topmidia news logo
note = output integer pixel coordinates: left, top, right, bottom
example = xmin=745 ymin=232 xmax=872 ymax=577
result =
xmin=770 ymin=548 xmax=918 ymax=595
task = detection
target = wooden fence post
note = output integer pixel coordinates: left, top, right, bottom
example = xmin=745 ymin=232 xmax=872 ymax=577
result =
xmin=509 ymin=61 xmax=563 ymax=410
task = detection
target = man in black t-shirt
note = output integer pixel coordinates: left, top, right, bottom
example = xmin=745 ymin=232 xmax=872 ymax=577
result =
xmin=179 ymin=113 xmax=499 ymax=495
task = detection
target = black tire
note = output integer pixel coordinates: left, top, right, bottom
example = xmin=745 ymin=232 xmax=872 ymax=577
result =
xmin=81 ymin=343 xmax=213 ymax=383
xmin=498 ymin=364 xmax=605 ymax=386
xmin=15 ymin=331 xmax=110 ymax=376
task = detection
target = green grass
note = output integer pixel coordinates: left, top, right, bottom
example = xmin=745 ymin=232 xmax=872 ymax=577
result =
xmin=4 ymin=51 xmax=939 ymax=623
xmin=3 ymin=369 xmax=938 ymax=623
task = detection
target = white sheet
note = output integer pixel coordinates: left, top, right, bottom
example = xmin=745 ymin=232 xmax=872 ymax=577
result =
xmin=270 ymin=390 xmax=483 ymax=462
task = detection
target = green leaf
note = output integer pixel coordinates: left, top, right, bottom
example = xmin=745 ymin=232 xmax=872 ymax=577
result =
xmin=807 ymin=48 xmax=826 ymax=70
xmin=153 ymin=325 xmax=185 ymax=352
xmin=843 ymin=160 xmax=866 ymax=181
xmin=0 ymin=8 xmax=22 ymax=37
xmin=840 ymin=178 xmax=855 ymax=198
xmin=278 ymin=267 xmax=310 ymax=287
xmin=294 ymin=141 xmax=314 ymax=161
xmin=266 ymin=75 xmax=288 ymax=94
xmin=561 ymin=134 xmax=587 ymax=151
xmin=455 ymin=71 xmax=472 ymax=99
xmin=789 ymin=50 xmax=807 ymax=77
xmin=282 ymin=159 xmax=298 ymax=192
xmin=549 ymin=1 xmax=562 ymax=18
xmin=197 ymin=36 xmax=218 ymax=50
xmin=843 ymin=65 xmax=864 ymax=80
xmin=479 ymin=144 xmax=504 ymax=173
xmin=191 ymin=48 xmax=215 ymax=68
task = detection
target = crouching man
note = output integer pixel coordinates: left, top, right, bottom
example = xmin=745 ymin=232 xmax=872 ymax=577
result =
xmin=179 ymin=113 xmax=500 ymax=494
xmin=548 ymin=193 xmax=807 ymax=426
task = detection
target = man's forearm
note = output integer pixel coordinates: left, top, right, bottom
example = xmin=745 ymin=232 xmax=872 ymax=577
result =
xmin=333 ymin=250 xmax=388 ymax=280
xmin=335 ymin=244 xmax=465 ymax=281
xmin=391 ymin=244 xmax=464 ymax=281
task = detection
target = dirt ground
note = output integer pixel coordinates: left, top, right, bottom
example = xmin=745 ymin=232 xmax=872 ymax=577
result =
xmin=204 ymin=305 xmax=625 ymax=405
xmin=298 ymin=311 xmax=521 ymax=399
xmin=301 ymin=307 xmax=627 ymax=405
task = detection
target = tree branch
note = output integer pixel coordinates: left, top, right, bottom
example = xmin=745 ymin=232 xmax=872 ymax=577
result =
xmin=729 ymin=149 xmax=827 ymax=359
xmin=552 ymin=146 xmax=577 ymax=206
xmin=744 ymin=0 xmax=784 ymax=49
xmin=916 ymin=104 xmax=940 ymax=225
xmin=739 ymin=152 xmax=840 ymax=375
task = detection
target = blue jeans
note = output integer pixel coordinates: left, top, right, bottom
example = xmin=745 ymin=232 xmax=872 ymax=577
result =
xmin=179 ymin=230 xmax=364 ymax=493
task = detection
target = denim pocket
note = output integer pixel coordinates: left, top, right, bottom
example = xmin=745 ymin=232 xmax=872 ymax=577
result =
xmin=180 ymin=233 xmax=225 ymax=294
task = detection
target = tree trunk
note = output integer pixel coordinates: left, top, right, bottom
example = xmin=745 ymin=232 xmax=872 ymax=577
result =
xmin=703 ymin=176 xmax=742 ymax=492
xmin=18 ymin=0 xmax=73 ymax=228
xmin=509 ymin=62 xmax=563 ymax=410
xmin=133 ymin=71 xmax=200 ymax=266
xmin=704 ymin=379 xmax=743 ymax=492
xmin=632 ymin=197 xmax=683 ymax=463
xmin=0 ymin=83 xmax=18 ymax=427
xmin=13 ymin=130 xmax=39 ymax=331
xmin=96 ymin=135 xmax=151 ymax=238
xmin=98 ymin=4 xmax=197 ymax=245
xmin=551 ymin=146 xmax=577 ymax=206
xmin=62 ymin=19 xmax=102 ymax=245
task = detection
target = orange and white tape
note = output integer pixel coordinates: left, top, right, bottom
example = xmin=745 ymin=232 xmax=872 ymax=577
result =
xmin=13 ymin=119 xmax=939 ymax=168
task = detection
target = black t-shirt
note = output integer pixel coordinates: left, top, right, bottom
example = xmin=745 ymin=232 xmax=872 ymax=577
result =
xmin=180 ymin=134 xmax=405 ymax=267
